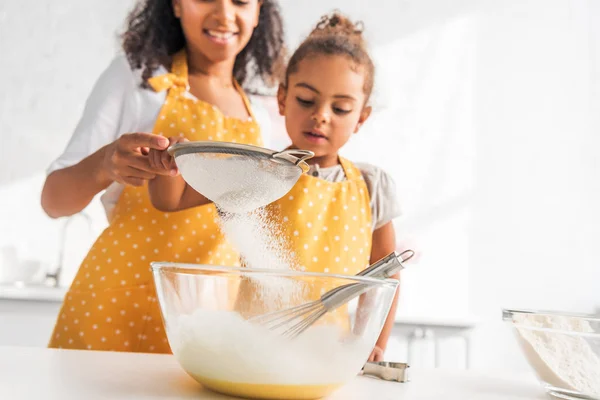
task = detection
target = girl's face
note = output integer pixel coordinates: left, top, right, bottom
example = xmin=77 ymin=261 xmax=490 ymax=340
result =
xmin=173 ymin=0 xmax=261 ymax=64
xmin=278 ymin=54 xmax=371 ymax=164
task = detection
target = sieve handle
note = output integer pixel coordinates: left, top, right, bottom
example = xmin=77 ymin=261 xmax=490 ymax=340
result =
xmin=272 ymin=149 xmax=315 ymax=165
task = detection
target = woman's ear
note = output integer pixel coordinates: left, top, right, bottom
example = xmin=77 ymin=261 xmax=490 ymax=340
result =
xmin=172 ymin=0 xmax=181 ymax=18
xmin=354 ymin=105 xmax=372 ymax=133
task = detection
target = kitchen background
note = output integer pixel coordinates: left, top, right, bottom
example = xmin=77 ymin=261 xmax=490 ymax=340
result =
xmin=0 ymin=0 xmax=599 ymax=377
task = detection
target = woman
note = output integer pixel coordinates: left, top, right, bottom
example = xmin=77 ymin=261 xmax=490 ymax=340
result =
xmin=42 ymin=0 xmax=285 ymax=353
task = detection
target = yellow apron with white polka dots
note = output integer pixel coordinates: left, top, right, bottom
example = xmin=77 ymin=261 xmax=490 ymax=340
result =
xmin=235 ymin=157 xmax=372 ymax=327
xmin=48 ymin=50 xmax=262 ymax=353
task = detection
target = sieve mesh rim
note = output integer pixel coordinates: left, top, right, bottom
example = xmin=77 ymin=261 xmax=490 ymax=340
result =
xmin=170 ymin=141 xmax=278 ymax=157
xmin=168 ymin=141 xmax=312 ymax=173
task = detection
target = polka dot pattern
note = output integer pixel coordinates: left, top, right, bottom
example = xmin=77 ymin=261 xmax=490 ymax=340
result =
xmin=269 ymin=157 xmax=372 ymax=275
xmin=265 ymin=157 xmax=373 ymax=326
xmin=48 ymin=50 xmax=262 ymax=354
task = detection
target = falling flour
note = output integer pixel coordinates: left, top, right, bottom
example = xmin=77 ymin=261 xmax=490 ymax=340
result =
xmin=218 ymin=208 xmax=302 ymax=306
xmin=177 ymin=150 xmax=299 ymax=270
xmin=177 ymin=149 xmax=306 ymax=302
xmin=514 ymin=313 xmax=600 ymax=397
xmin=218 ymin=208 xmax=296 ymax=272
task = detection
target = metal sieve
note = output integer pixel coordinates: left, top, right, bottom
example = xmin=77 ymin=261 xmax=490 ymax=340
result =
xmin=168 ymin=141 xmax=314 ymax=213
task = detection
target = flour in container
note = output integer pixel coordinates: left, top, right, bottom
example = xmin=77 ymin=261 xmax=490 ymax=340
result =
xmin=514 ymin=313 xmax=600 ymax=397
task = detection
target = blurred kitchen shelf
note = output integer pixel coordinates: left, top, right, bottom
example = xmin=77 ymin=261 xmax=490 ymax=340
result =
xmin=395 ymin=314 xmax=478 ymax=328
xmin=0 ymin=283 xmax=66 ymax=302
xmin=392 ymin=313 xmax=478 ymax=369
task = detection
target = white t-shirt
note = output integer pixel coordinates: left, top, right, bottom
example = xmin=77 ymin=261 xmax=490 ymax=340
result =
xmin=47 ymin=54 xmax=272 ymax=218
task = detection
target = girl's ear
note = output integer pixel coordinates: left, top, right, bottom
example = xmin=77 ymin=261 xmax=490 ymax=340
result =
xmin=277 ymin=84 xmax=287 ymax=116
xmin=354 ymin=105 xmax=372 ymax=133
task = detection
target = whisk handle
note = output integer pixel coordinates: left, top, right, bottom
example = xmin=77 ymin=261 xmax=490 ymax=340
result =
xmin=358 ymin=250 xmax=414 ymax=279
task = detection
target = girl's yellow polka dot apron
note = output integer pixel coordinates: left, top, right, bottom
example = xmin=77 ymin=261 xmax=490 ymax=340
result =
xmin=235 ymin=157 xmax=373 ymax=327
xmin=48 ymin=50 xmax=262 ymax=353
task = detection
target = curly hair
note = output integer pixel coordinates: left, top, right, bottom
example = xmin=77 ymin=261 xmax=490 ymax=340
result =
xmin=285 ymin=11 xmax=375 ymax=103
xmin=121 ymin=0 xmax=286 ymax=91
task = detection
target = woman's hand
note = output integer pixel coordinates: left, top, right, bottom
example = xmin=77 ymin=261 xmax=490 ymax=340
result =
xmin=100 ymin=132 xmax=171 ymax=187
xmin=42 ymin=132 xmax=171 ymax=218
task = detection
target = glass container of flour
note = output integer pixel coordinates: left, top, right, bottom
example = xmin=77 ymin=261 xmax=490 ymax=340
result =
xmin=151 ymin=263 xmax=398 ymax=400
xmin=168 ymin=141 xmax=314 ymax=213
xmin=503 ymin=309 xmax=600 ymax=400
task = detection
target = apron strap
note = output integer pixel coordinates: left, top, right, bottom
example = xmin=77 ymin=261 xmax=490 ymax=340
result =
xmin=148 ymin=50 xmax=189 ymax=93
xmin=339 ymin=156 xmax=362 ymax=181
xmin=233 ymin=80 xmax=257 ymax=122
xmin=149 ymin=51 xmax=255 ymax=123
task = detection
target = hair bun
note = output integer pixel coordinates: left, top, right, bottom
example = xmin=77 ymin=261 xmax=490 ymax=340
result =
xmin=313 ymin=11 xmax=364 ymax=38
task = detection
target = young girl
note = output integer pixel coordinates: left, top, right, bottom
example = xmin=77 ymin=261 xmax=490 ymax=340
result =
xmin=149 ymin=12 xmax=401 ymax=362
xmin=43 ymin=0 xmax=286 ymax=353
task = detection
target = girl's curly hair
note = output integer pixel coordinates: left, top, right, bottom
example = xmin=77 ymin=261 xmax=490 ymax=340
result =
xmin=121 ymin=0 xmax=286 ymax=91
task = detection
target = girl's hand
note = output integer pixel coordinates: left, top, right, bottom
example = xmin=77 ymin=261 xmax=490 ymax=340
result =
xmin=101 ymin=132 xmax=171 ymax=187
xmin=148 ymin=136 xmax=188 ymax=177
xmin=147 ymin=136 xmax=209 ymax=212
xmin=368 ymin=345 xmax=384 ymax=362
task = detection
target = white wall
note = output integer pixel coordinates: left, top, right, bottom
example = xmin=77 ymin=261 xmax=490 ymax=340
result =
xmin=0 ymin=0 xmax=135 ymax=283
xmin=0 ymin=0 xmax=136 ymax=185
xmin=469 ymin=0 xmax=600 ymax=373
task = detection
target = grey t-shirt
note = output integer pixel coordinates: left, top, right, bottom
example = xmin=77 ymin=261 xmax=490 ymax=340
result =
xmin=307 ymin=162 xmax=401 ymax=231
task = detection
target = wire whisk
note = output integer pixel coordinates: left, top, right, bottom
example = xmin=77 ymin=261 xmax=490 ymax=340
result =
xmin=250 ymin=250 xmax=414 ymax=339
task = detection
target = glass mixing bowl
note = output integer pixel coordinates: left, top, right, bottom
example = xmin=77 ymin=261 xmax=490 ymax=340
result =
xmin=503 ymin=309 xmax=600 ymax=400
xmin=152 ymin=262 xmax=399 ymax=400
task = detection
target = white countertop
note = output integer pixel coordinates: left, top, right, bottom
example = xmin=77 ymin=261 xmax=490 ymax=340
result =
xmin=0 ymin=283 xmax=66 ymax=302
xmin=0 ymin=346 xmax=546 ymax=399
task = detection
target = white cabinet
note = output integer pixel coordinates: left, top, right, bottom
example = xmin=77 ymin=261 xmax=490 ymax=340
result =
xmin=0 ymin=287 xmax=64 ymax=347
xmin=391 ymin=316 xmax=476 ymax=369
